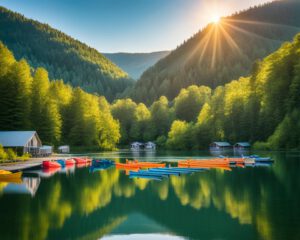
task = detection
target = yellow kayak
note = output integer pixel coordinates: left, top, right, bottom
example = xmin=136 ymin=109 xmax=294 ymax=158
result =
xmin=0 ymin=170 xmax=22 ymax=181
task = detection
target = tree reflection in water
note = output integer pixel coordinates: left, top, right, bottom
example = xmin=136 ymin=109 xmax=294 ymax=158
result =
xmin=0 ymin=153 xmax=299 ymax=240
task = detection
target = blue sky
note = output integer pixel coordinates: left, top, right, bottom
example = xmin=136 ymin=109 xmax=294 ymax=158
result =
xmin=0 ymin=0 xmax=271 ymax=52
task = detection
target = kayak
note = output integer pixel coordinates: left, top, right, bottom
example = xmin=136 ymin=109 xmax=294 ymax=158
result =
xmin=116 ymin=163 xmax=140 ymax=169
xmin=129 ymin=171 xmax=166 ymax=178
xmin=65 ymin=159 xmax=76 ymax=166
xmin=43 ymin=160 xmax=61 ymax=169
xmin=135 ymin=170 xmax=169 ymax=178
xmin=73 ymin=157 xmax=91 ymax=164
xmin=178 ymin=163 xmax=232 ymax=171
xmin=56 ymin=159 xmax=66 ymax=167
xmin=0 ymin=171 xmax=22 ymax=181
xmin=92 ymin=159 xmax=114 ymax=167
xmin=116 ymin=162 xmax=165 ymax=169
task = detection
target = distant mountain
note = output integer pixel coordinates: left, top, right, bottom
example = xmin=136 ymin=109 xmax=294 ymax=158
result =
xmin=103 ymin=51 xmax=170 ymax=80
xmin=0 ymin=6 xmax=134 ymax=101
xmin=132 ymin=0 xmax=300 ymax=104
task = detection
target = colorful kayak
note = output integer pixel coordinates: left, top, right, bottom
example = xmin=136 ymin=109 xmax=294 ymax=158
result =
xmin=129 ymin=175 xmax=162 ymax=181
xmin=92 ymin=159 xmax=114 ymax=167
xmin=56 ymin=159 xmax=66 ymax=167
xmin=73 ymin=157 xmax=91 ymax=164
xmin=116 ymin=161 xmax=165 ymax=169
xmin=0 ymin=171 xmax=22 ymax=181
xmin=65 ymin=159 xmax=76 ymax=166
xmin=43 ymin=160 xmax=61 ymax=169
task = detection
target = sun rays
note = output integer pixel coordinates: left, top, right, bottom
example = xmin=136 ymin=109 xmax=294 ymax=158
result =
xmin=185 ymin=16 xmax=299 ymax=69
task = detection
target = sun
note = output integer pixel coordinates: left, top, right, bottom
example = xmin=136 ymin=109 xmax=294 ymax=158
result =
xmin=212 ymin=15 xmax=221 ymax=24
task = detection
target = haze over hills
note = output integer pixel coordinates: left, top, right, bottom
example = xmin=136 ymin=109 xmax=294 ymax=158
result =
xmin=0 ymin=6 xmax=134 ymax=101
xmin=103 ymin=51 xmax=170 ymax=80
xmin=131 ymin=0 xmax=300 ymax=104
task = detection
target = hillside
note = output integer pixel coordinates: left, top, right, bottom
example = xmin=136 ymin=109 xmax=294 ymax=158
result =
xmin=132 ymin=0 xmax=300 ymax=104
xmin=0 ymin=6 xmax=134 ymax=101
xmin=103 ymin=51 xmax=170 ymax=80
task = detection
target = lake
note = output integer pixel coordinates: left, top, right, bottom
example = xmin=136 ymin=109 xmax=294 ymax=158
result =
xmin=0 ymin=150 xmax=299 ymax=240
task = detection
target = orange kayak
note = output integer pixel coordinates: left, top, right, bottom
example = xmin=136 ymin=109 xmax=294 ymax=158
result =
xmin=116 ymin=160 xmax=166 ymax=169
xmin=178 ymin=164 xmax=232 ymax=171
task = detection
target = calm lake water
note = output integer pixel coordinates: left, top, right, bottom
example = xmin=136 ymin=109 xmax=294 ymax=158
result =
xmin=0 ymin=150 xmax=299 ymax=240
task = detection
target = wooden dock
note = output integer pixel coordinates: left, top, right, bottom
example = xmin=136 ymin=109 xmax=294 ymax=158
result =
xmin=0 ymin=155 xmax=89 ymax=171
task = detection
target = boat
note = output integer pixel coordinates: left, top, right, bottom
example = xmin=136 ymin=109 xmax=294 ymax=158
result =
xmin=129 ymin=170 xmax=167 ymax=178
xmin=73 ymin=157 xmax=91 ymax=164
xmin=0 ymin=170 xmax=22 ymax=181
xmin=42 ymin=160 xmax=61 ymax=169
xmin=115 ymin=163 xmax=140 ymax=169
xmin=65 ymin=159 xmax=76 ymax=166
xmin=56 ymin=159 xmax=66 ymax=167
xmin=92 ymin=159 xmax=114 ymax=167
xmin=126 ymin=159 xmax=166 ymax=168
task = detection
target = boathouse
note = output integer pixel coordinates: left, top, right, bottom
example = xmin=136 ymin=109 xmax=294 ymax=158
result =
xmin=234 ymin=142 xmax=251 ymax=150
xmin=145 ymin=141 xmax=156 ymax=150
xmin=0 ymin=131 xmax=42 ymax=154
xmin=131 ymin=142 xmax=144 ymax=150
xmin=210 ymin=142 xmax=232 ymax=150
xmin=58 ymin=145 xmax=70 ymax=153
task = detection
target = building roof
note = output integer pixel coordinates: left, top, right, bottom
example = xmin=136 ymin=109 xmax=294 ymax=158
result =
xmin=0 ymin=131 xmax=38 ymax=147
xmin=235 ymin=142 xmax=251 ymax=147
xmin=211 ymin=142 xmax=231 ymax=147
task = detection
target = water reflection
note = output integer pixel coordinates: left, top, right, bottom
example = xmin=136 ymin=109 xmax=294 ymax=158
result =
xmin=0 ymin=152 xmax=299 ymax=240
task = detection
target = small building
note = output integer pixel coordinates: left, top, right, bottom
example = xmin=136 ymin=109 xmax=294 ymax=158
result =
xmin=0 ymin=131 xmax=42 ymax=154
xmin=39 ymin=145 xmax=53 ymax=157
xmin=234 ymin=142 xmax=251 ymax=150
xmin=58 ymin=145 xmax=70 ymax=154
xmin=145 ymin=141 xmax=156 ymax=150
xmin=210 ymin=142 xmax=232 ymax=150
xmin=131 ymin=142 xmax=144 ymax=150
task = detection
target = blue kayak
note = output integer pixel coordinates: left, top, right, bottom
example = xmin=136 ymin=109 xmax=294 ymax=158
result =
xmin=56 ymin=159 xmax=66 ymax=167
xmin=92 ymin=159 xmax=115 ymax=167
xmin=130 ymin=170 xmax=168 ymax=178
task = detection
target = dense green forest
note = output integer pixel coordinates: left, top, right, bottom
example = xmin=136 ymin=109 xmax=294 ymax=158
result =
xmin=0 ymin=7 xmax=134 ymax=101
xmin=0 ymin=42 xmax=120 ymax=149
xmin=111 ymin=33 xmax=300 ymax=150
xmin=131 ymin=0 xmax=300 ymax=104
xmin=103 ymin=51 xmax=170 ymax=80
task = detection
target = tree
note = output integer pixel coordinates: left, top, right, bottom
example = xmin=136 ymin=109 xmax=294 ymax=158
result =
xmin=173 ymin=85 xmax=211 ymax=122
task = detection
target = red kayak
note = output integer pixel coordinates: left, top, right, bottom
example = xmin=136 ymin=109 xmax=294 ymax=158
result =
xmin=43 ymin=160 xmax=61 ymax=169
xmin=65 ymin=159 xmax=76 ymax=166
xmin=73 ymin=157 xmax=91 ymax=164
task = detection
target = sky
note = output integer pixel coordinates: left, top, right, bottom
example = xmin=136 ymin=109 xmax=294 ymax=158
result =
xmin=0 ymin=0 xmax=271 ymax=53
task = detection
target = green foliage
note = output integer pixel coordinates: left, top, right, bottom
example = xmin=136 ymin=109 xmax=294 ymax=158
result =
xmin=131 ymin=1 xmax=300 ymax=103
xmin=0 ymin=42 xmax=120 ymax=150
xmin=167 ymin=121 xmax=195 ymax=150
xmin=0 ymin=7 xmax=134 ymax=101
xmin=6 ymin=148 xmax=17 ymax=160
xmin=173 ymin=85 xmax=211 ymax=122
xmin=111 ymin=99 xmax=138 ymax=143
xmin=0 ymin=144 xmax=8 ymax=160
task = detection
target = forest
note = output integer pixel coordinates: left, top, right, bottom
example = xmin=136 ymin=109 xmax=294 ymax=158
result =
xmin=111 ymin=33 xmax=300 ymax=150
xmin=131 ymin=0 xmax=300 ymax=104
xmin=0 ymin=42 xmax=120 ymax=150
xmin=0 ymin=7 xmax=134 ymax=101
xmin=1 ymin=31 xmax=300 ymax=150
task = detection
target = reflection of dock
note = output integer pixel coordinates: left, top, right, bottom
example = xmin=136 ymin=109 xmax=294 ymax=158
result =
xmin=3 ymin=177 xmax=41 ymax=196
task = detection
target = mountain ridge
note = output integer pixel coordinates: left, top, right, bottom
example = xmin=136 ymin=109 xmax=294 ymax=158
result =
xmin=0 ymin=6 xmax=134 ymax=101
xmin=103 ymin=51 xmax=170 ymax=80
